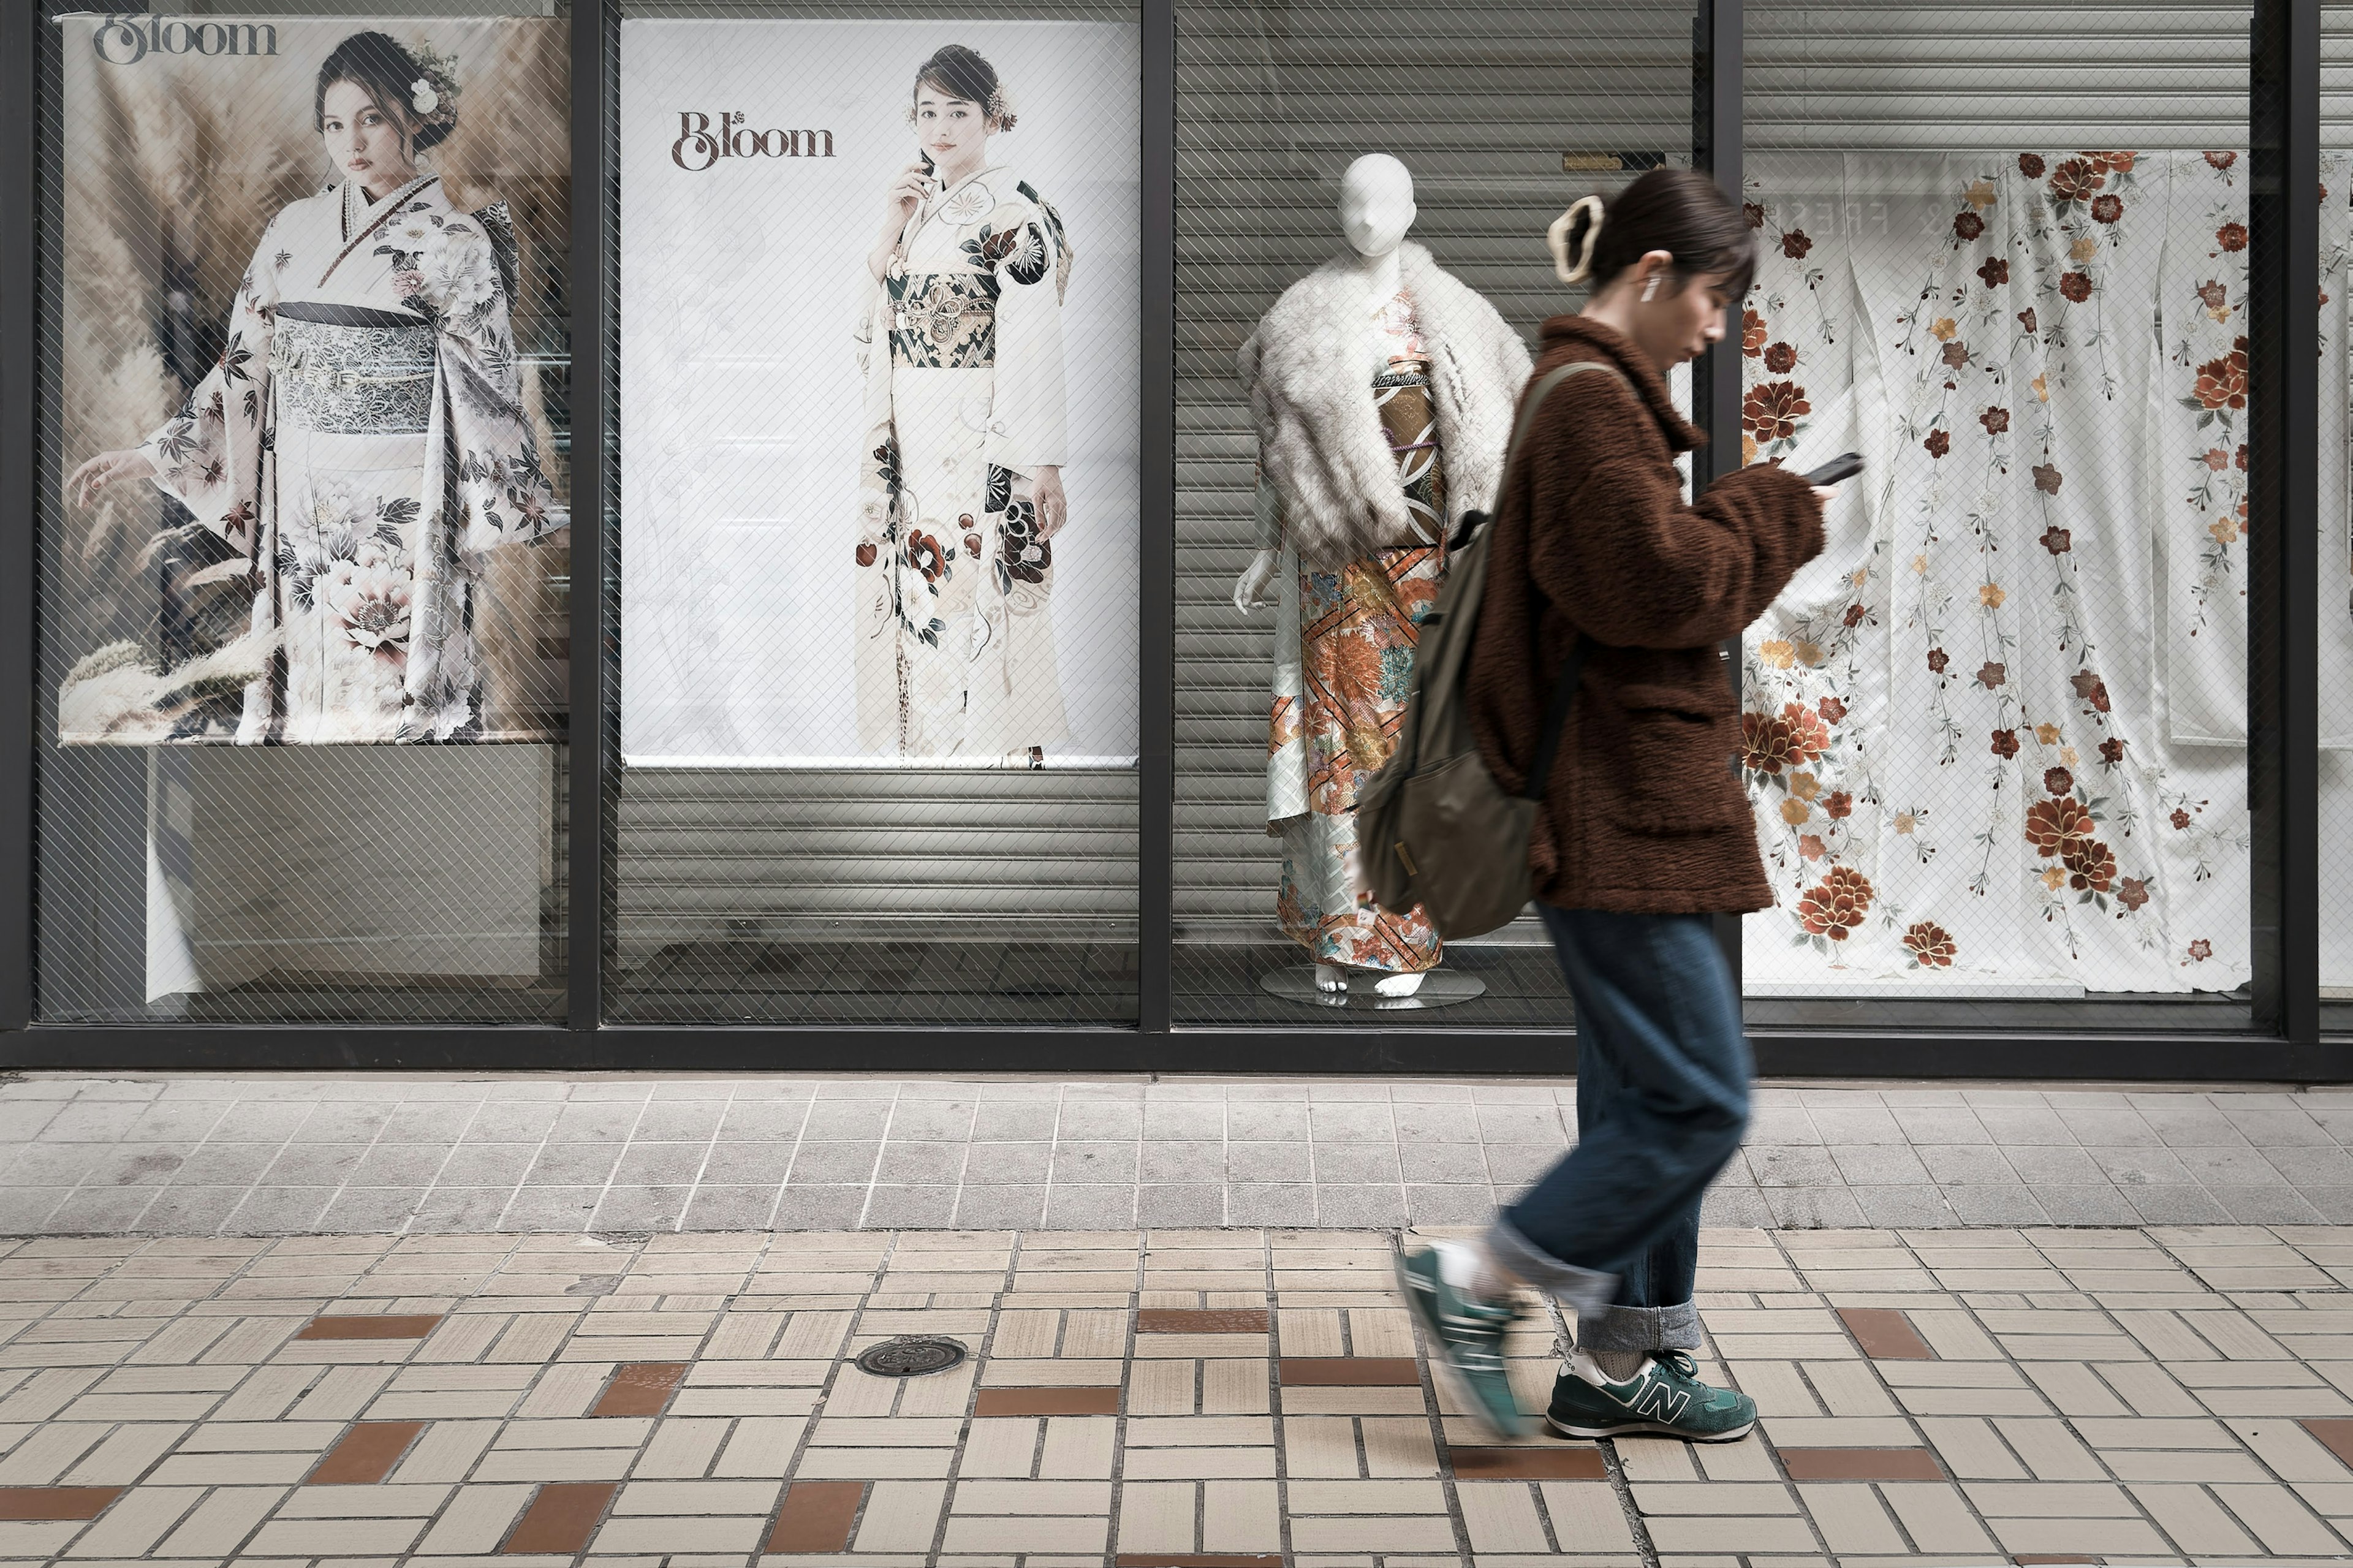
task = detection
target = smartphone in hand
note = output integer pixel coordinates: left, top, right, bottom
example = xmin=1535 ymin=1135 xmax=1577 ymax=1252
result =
xmin=1803 ymin=452 xmax=1865 ymax=487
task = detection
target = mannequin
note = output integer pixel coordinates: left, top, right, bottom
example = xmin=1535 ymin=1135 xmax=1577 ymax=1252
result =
xmin=1237 ymin=154 xmax=1531 ymax=998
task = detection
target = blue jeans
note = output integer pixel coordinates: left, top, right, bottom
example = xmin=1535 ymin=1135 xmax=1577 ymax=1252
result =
xmin=1482 ymin=905 xmax=1751 ymax=1354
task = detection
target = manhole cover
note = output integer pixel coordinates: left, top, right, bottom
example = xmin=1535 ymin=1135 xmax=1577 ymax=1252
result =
xmin=854 ymin=1336 xmax=968 ymax=1378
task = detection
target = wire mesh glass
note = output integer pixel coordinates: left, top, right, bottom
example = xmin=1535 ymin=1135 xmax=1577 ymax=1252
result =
xmin=1170 ymin=0 xmax=1696 ymax=1026
xmin=1737 ymin=1 xmax=2257 ymax=1034
xmin=604 ymin=2 xmax=1142 ymax=1025
xmin=35 ymin=2 xmax=573 ymax=1023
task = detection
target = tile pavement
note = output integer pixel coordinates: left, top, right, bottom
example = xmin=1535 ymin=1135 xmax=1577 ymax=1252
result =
xmin=6 ymin=1225 xmax=2353 ymax=1561
xmin=7 ymin=1075 xmax=2353 ymax=1237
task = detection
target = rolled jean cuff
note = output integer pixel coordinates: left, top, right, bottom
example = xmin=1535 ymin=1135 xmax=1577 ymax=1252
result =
xmin=1576 ymin=1300 xmax=1702 ymax=1354
xmin=1480 ymin=1216 xmax=1619 ymax=1322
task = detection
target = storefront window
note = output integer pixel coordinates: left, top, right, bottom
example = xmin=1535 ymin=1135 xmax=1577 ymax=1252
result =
xmin=2324 ymin=5 xmax=2353 ymax=1034
xmin=606 ymin=1 xmax=1142 ymax=1024
xmin=1738 ymin=1 xmax=2257 ymax=1036
xmin=36 ymin=4 xmax=574 ymax=1022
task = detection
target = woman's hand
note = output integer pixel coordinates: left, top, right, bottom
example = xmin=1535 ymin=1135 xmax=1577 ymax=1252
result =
xmin=64 ymin=448 xmax=157 ymax=509
xmin=1811 ymin=483 xmax=1842 ymax=509
xmin=1033 ymin=466 xmax=1067 ymax=539
xmin=1232 ymin=548 xmax=1279 ymax=613
xmin=868 ymin=162 xmax=933 ymax=282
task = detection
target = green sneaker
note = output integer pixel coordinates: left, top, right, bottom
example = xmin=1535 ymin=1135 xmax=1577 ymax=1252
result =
xmin=1393 ymin=1245 xmax=1529 ymax=1438
xmin=1545 ymin=1348 xmax=1757 ymax=1442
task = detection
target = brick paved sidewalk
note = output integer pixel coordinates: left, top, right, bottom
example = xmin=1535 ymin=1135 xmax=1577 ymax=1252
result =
xmin=4 ymin=1225 xmax=2353 ymax=1563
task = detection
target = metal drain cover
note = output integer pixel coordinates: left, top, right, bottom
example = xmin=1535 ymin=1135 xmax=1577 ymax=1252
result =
xmin=854 ymin=1335 xmax=968 ymax=1378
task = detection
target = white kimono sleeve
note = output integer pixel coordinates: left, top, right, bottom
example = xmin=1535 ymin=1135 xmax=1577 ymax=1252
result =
xmin=981 ymin=205 xmax=1068 ymax=475
xmin=138 ymin=216 xmax=281 ymax=553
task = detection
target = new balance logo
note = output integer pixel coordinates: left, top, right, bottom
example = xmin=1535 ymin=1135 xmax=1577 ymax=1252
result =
xmin=1630 ymin=1374 xmax=1692 ymax=1423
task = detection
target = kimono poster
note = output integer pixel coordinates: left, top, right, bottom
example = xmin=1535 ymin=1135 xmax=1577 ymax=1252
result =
xmin=619 ymin=20 xmax=1143 ymax=766
xmin=51 ymin=16 xmax=570 ymax=994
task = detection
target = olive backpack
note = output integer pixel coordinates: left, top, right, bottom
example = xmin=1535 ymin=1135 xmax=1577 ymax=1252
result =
xmin=1355 ymin=358 xmax=1627 ymax=939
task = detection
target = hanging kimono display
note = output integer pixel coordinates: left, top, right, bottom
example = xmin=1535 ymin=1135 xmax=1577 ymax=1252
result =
xmin=53 ymin=18 xmax=569 ymax=747
xmin=1737 ymin=149 xmax=2353 ymax=995
xmin=616 ymin=19 xmax=1142 ymax=767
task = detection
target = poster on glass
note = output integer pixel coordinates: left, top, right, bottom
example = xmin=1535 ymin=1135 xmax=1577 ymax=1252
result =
xmin=620 ymin=19 xmax=1142 ymax=767
xmin=55 ymin=15 xmax=570 ymax=747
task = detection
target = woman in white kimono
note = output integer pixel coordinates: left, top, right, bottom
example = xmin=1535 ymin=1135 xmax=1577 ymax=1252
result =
xmin=64 ymin=30 xmax=563 ymax=744
xmin=854 ymin=44 xmax=1072 ymax=761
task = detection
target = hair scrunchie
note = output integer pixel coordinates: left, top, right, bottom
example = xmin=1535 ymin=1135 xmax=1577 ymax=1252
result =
xmin=1549 ymin=194 xmax=1605 ymax=285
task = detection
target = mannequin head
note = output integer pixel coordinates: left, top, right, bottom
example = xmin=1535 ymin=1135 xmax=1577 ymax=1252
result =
xmin=1553 ymin=167 xmax=1756 ymax=373
xmin=1339 ymin=153 xmax=1415 ymax=258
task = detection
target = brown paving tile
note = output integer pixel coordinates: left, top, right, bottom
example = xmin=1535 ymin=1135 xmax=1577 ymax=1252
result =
xmin=1449 ymin=1445 xmax=1606 ymax=1479
xmin=1278 ymin=1357 xmax=1422 ymax=1386
xmin=2303 ymin=1417 xmax=2353 ymax=1470
xmin=306 ymin=1420 xmax=425 ymax=1485
xmin=975 ymin=1386 xmax=1121 ymax=1415
xmin=1779 ymin=1447 xmax=1946 ymax=1481
xmin=591 ymin=1361 xmax=688 ymax=1417
xmin=501 ymin=1482 xmax=616 ymax=1555
xmin=1115 ymin=1558 xmax=1284 ymax=1567
xmin=0 ymin=1488 xmax=120 ymax=1522
xmin=767 ymin=1481 xmax=866 ymax=1553
xmin=1137 ymin=1308 xmax=1269 ymax=1333
xmin=1837 ymin=1306 xmax=1935 ymax=1360
xmin=295 ymin=1313 xmax=445 ymax=1341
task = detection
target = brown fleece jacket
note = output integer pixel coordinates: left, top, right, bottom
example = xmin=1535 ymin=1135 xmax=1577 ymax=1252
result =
xmin=1466 ymin=315 xmax=1825 ymax=914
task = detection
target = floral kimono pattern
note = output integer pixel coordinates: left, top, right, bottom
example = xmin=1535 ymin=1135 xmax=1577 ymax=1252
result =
xmin=853 ymin=165 xmax=1072 ymax=759
xmin=68 ymin=173 xmax=561 ymax=744
xmin=1736 ymin=151 xmax=2264 ymax=993
xmin=1264 ymin=291 xmax=1447 ymax=973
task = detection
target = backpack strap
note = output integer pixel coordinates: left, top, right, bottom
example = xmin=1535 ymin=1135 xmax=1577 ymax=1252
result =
xmin=1502 ymin=358 xmax=1628 ymax=805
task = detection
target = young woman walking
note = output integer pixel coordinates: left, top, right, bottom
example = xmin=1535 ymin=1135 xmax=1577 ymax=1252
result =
xmin=1395 ymin=167 xmax=1835 ymax=1442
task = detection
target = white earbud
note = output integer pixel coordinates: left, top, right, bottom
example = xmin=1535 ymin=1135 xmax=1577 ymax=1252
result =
xmin=1642 ymin=275 xmax=1660 ymax=303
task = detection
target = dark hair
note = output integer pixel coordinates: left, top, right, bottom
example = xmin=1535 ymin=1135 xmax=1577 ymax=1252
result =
xmin=1562 ymin=166 xmax=1755 ymax=298
xmin=912 ymin=44 xmax=1014 ymax=132
xmin=315 ymin=31 xmax=451 ymax=153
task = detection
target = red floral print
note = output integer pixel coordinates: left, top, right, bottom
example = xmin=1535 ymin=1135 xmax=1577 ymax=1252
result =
xmin=1990 ymin=728 xmax=2021 ymax=759
xmin=2064 ymin=839 xmax=2118 ymax=892
xmin=2039 ymin=525 xmax=2072 ymax=555
xmin=1977 ymin=661 xmax=2006 ymax=689
xmin=1824 ymin=791 xmax=1853 ymax=819
xmin=1924 ymin=429 xmax=1950 ymax=458
xmin=2059 ymin=272 xmax=2094 ymax=303
xmin=1953 ymin=210 xmax=1985 ymax=241
xmin=2216 ymin=221 xmax=2249 ymax=252
xmin=1980 ymin=406 xmax=2010 ymax=434
xmin=1782 ymin=230 xmax=1814 ymax=260
xmin=1741 ymin=702 xmax=1832 ymax=775
xmin=2090 ymin=194 xmax=2124 ymax=224
xmin=1817 ymin=696 xmax=1847 ymax=724
xmin=2070 ymin=670 xmax=2113 ymax=713
xmin=2118 ymin=877 xmax=2150 ymax=911
xmin=1927 ymin=647 xmax=1950 ymax=675
xmin=2049 ymin=158 xmax=2103 ymax=202
xmin=2205 ymin=151 xmax=2237 ymax=171
xmin=2044 ymin=767 xmax=2074 ymax=795
xmin=2170 ymin=808 xmax=2192 ymax=830
xmin=1742 ymin=308 xmax=1767 ymax=356
xmin=2099 ymin=737 xmax=2126 ymax=765
xmin=1764 ymin=341 xmax=1798 ymax=374
xmin=2025 ymin=795 xmax=2095 ymax=857
xmin=1977 ymin=256 xmax=2010 ymax=289
xmin=2188 ymin=939 xmax=2213 ymax=961
xmin=2017 ymin=306 xmax=2038 ymax=334
xmin=1742 ymin=382 xmax=1811 ymax=442
xmin=2193 ymin=337 xmax=2249 ymax=411
xmin=1902 ymin=921 xmax=1957 ymax=968
xmin=2033 ymin=463 xmax=2064 ymax=494
xmin=1797 ymin=866 xmax=1874 ymax=941
xmin=2018 ymin=153 xmax=2047 ymax=178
